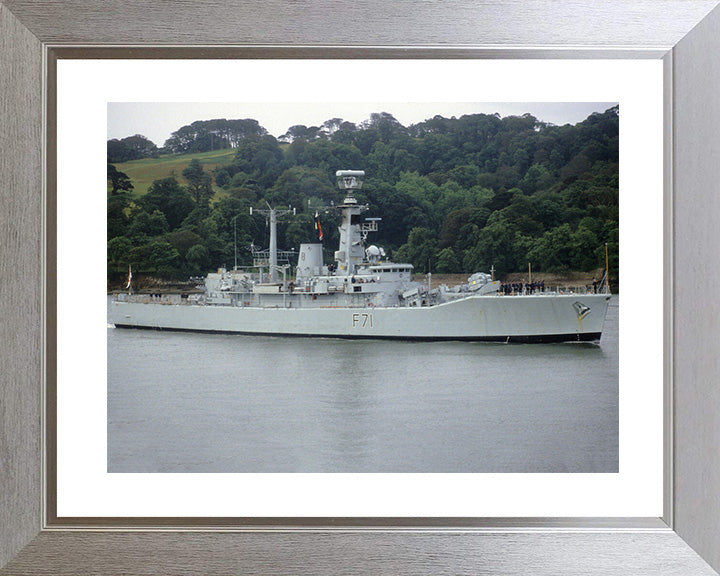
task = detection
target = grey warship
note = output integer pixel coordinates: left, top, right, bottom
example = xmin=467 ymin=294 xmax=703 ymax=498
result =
xmin=110 ymin=170 xmax=611 ymax=342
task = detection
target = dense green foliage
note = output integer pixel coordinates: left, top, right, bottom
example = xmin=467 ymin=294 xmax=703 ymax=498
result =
xmin=107 ymin=164 xmax=134 ymax=195
xmin=107 ymin=107 xmax=619 ymax=284
xmin=107 ymin=134 xmax=159 ymax=163
xmin=163 ymin=118 xmax=268 ymax=154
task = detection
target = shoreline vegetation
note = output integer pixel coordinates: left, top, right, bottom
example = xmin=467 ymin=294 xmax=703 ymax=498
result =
xmin=108 ymin=108 xmax=619 ymax=292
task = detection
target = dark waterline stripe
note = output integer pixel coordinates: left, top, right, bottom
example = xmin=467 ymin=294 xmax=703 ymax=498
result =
xmin=112 ymin=324 xmax=601 ymax=344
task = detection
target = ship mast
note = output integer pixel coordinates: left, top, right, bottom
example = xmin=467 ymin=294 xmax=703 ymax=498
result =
xmin=334 ymin=170 xmax=370 ymax=275
xmin=251 ymin=202 xmax=295 ymax=283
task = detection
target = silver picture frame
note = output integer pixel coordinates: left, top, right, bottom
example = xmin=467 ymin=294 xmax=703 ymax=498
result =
xmin=2 ymin=1 xmax=720 ymax=574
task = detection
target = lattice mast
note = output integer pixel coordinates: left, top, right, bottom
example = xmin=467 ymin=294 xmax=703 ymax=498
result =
xmin=250 ymin=202 xmax=295 ymax=282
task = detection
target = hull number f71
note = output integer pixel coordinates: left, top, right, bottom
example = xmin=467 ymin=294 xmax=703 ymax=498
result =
xmin=352 ymin=313 xmax=374 ymax=328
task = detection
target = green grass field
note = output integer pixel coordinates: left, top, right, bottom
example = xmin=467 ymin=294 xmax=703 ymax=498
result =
xmin=111 ymin=148 xmax=238 ymax=197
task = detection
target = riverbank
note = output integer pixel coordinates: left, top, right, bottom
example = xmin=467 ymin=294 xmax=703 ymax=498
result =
xmin=108 ymin=275 xmax=203 ymax=294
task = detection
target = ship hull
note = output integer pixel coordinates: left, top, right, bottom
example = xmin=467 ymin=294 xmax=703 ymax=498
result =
xmin=110 ymin=293 xmax=611 ymax=343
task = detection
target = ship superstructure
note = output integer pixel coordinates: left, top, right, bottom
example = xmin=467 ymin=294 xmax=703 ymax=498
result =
xmin=110 ymin=170 xmax=611 ymax=342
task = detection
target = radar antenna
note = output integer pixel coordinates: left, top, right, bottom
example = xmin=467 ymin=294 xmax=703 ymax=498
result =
xmin=336 ymin=170 xmax=364 ymax=202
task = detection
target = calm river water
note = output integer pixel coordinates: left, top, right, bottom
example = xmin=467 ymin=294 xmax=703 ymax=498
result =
xmin=107 ymin=296 xmax=618 ymax=473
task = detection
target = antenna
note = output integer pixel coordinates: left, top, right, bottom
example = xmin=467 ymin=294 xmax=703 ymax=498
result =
xmin=336 ymin=170 xmax=365 ymax=190
xmin=251 ymin=204 xmax=296 ymax=283
xmin=336 ymin=170 xmax=364 ymax=202
xmin=605 ymin=242 xmax=610 ymax=293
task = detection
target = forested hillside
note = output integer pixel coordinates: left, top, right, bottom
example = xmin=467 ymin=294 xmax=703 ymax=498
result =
xmin=108 ymin=106 xmax=619 ymax=285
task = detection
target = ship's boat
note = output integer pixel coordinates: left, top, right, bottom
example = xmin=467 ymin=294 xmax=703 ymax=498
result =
xmin=110 ymin=170 xmax=611 ymax=342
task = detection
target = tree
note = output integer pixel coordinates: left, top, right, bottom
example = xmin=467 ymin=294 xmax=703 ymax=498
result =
xmin=485 ymin=188 xmax=519 ymax=213
xmin=214 ymin=168 xmax=231 ymax=188
xmin=286 ymin=139 xmax=364 ymax=176
xmin=284 ymin=217 xmax=314 ymax=249
xmin=463 ymin=220 xmax=519 ymax=275
xmin=163 ymin=119 xmax=267 ymax=154
xmin=526 ymin=224 xmax=574 ymax=273
xmin=205 ymin=196 xmax=254 ymax=260
xmin=107 ymin=135 xmax=158 ymax=162
xmin=186 ymin=244 xmax=210 ymax=274
xmin=395 ymin=172 xmax=440 ymax=228
xmin=439 ymin=208 xmax=472 ymax=249
xmin=435 ymin=247 xmax=461 ymax=273
xmin=321 ymin=118 xmax=344 ymax=137
xmin=454 ymin=222 xmax=480 ymax=256
xmin=141 ymin=177 xmax=194 ymax=230
xmin=107 ymin=236 xmax=133 ymax=272
xmin=279 ymin=125 xmax=323 ymax=143
xmin=107 ymin=140 xmax=131 ymax=163
xmin=230 ymin=135 xmax=285 ymax=188
xmin=107 ymin=164 xmax=133 ymax=195
xmin=148 ymin=241 xmax=180 ymax=275
xmin=127 ymin=210 xmax=169 ymax=242
xmin=361 ymin=112 xmax=407 ymax=143
xmin=108 ymin=194 xmax=134 ymax=239
xmin=121 ymin=134 xmax=159 ymax=159
xmin=165 ymin=229 xmax=204 ymax=259
xmin=498 ymin=194 xmax=544 ymax=236
xmin=330 ymin=121 xmax=358 ymax=145
xmin=362 ymin=180 xmax=412 ymax=249
xmin=107 ymin=106 xmax=621 ymax=281
xmin=448 ymin=164 xmax=480 ymax=188
xmin=519 ymin=163 xmax=553 ymax=194
xmin=396 ymin=227 xmax=438 ymax=273
xmin=570 ymin=225 xmax=600 ymax=271
xmin=269 ymin=166 xmax=335 ymax=207
xmin=182 ymin=159 xmax=214 ymax=208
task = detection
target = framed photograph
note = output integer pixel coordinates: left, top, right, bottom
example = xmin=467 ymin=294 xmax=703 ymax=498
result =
xmin=2 ymin=1 xmax=720 ymax=574
xmin=61 ymin=61 xmax=656 ymax=520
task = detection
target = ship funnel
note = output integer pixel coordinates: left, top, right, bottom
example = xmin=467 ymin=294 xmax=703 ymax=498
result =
xmin=296 ymin=243 xmax=324 ymax=278
xmin=336 ymin=170 xmax=364 ymax=191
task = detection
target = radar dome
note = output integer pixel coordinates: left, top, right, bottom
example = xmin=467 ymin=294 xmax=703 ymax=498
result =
xmin=366 ymin=245 xmax=383 ymax=263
